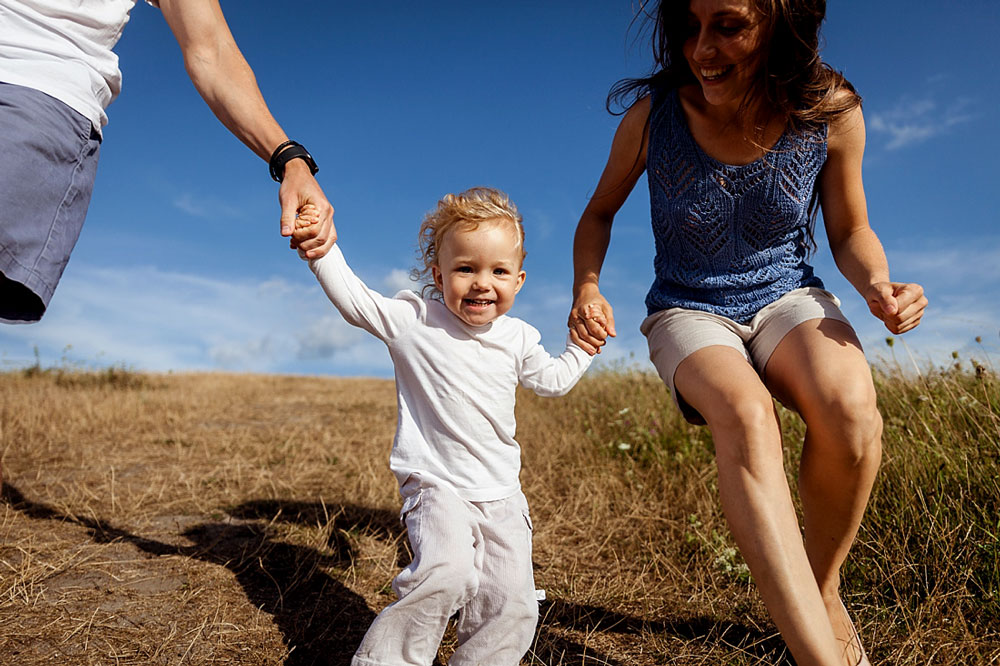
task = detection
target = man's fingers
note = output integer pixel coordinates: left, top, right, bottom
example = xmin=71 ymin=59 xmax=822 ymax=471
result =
xmin=287 ymin=201 xmax=336 ymax=258
xmin=301 ymin=230 xmax=336 ymax=259
xmin=291 ymin=222 xmax=324 ymax=243
xmin=280 ymin=207 xmax=296 ymax=236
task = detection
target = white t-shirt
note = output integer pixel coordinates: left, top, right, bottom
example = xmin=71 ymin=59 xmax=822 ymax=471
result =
xmin=0 ymin=0 xmax=158 ymax=132
xmin=311 ymin=245 xmax=593 ymax=502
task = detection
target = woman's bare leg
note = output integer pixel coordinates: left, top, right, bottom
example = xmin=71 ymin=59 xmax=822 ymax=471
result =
xmin=675 ymin=346 xmax=842 ymax=666
xmin=765 ymin=319 xmax=882 ymax=665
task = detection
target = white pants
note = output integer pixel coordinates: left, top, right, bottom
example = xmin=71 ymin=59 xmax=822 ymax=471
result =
xmin=352 ymin=477 xmax=538 ymax=666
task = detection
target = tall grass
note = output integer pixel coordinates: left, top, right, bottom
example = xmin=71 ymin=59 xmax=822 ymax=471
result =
xmin=855 ymin=358 xmax=1000 ymax=656
xmin=1 ymin=361 xmax=997 ymax=664
xmin=519 ymin=358 xmax=1000 ymax=664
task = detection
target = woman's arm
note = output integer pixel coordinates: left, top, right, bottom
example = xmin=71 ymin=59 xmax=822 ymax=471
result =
xmin=819 ymin=104 xmax=927 ymax=334
xmin=570 ymin=96 xmax=651 ymax=353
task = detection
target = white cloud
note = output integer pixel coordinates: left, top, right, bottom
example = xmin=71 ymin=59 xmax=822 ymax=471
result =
xmin=209 ymin=335 xmax=279 ymax=369
xmin=869 ymin=95 xmax=977 ymax=151
xmin=0 ymin=263 xmax=388 ymax=375
xmin=383 ymin=268 xmax=417 ymax=294
xmin=3 ymin=235 xmax=995 ymax=378
xmin=296 ymin=315 xmax=364 ymax=360
xmin=172 ymin=192 xmax=244 ymax=220
xmin=818 ymin=238 xmax=1000 ymax=368
xmin=885 ymin=243 xmax=1000 ymax=287
xmin=523 ymin=206 xmax=557 ymax=242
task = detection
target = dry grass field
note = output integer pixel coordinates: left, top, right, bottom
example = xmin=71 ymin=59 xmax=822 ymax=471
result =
xmin=1 ymin=361 xmax=997 ymax=665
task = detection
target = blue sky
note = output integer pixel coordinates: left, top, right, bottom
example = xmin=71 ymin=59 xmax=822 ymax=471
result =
xmin=2 ymin=1 xmax=998 ymax=377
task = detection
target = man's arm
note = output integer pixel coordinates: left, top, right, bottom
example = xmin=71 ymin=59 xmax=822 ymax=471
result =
xmin=157 ymin=0 xmax=335 ymax=257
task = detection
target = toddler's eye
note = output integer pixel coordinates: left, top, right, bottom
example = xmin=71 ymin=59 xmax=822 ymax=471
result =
xmin=457 ymin=266 xmax=473 ymax=273
xmin=494 ymin=268 xmax=508 ymax=276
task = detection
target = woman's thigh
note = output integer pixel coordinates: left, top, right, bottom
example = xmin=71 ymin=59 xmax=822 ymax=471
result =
xmin=673 ymin=345 xmax=778 ymax=435
xmin=642 ymin=307 xmax=752 ymax=424
xmin=763 ymin=318 xmax=878 ymax=436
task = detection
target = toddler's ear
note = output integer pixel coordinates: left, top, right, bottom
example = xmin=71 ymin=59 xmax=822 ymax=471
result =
xmin=432 ymin=264 xmax=444 ymax=292
xmin=514 ymin=270 xmax=526 ymax=293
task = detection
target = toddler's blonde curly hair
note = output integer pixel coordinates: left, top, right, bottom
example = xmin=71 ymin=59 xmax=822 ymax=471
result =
xmin=414 ymin=187 xmax=526 ymax=299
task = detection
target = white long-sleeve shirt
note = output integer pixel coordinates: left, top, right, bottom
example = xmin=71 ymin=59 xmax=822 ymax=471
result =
xmin=310 ymin=245 xmax=592 ymax=502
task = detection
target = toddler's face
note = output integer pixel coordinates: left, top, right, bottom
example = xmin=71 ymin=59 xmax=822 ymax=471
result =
xmin=432 ymin=220 xmax=526 ymax=327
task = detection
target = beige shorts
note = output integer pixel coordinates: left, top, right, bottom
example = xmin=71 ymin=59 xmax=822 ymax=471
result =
xmin=640 ymin=287 xmax=853 ymax=424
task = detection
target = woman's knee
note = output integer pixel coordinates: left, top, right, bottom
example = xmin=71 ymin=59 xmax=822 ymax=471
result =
xmin=705 ymin=395 xmax=784 ymax=474
xmin=806 ymin=383 xmax=883 ymax=465
xmin=704 ymin=391 xmax=778 ymax=441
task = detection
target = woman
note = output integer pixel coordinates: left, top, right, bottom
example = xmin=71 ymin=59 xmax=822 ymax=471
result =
xmin=569 ymin=1 xmax=927 ymax=664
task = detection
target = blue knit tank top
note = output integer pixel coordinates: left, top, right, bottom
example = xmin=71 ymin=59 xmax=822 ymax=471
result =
xmin=645 ymin=87 xmax=826 ymax=323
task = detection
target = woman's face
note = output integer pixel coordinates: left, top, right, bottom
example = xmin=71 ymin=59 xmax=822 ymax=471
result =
xmin=682 ymin=0 xmax=765 ymax=109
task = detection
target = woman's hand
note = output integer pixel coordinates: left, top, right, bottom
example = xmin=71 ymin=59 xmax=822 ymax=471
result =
xmin=568 ymin=286 xmax=616 ymax=354
xmin=865 ymin=281 xmax=927 ymax=334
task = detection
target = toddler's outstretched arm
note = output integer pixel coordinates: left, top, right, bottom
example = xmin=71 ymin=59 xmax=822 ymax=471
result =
xmin=519 ymin=331 xmax=594 ymax=398
xmin=290 ymin=210 xmax=419 ymax=344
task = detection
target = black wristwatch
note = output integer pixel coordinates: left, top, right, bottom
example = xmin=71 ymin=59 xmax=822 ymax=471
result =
xmin=268 ymin=140 xmax=319 ymax=182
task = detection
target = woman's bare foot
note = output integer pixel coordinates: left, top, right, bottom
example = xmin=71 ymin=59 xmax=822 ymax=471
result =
xmin=825 ymin=597 xmax=870 ymax=666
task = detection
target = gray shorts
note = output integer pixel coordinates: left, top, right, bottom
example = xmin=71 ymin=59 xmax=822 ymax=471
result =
xmin=0 ymin=81 xmax=101 ymax=323
xmin=640 ymin=287 xmax=853 ymax=424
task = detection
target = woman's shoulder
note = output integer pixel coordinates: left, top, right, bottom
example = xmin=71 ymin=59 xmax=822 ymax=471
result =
xmin=608 ymin=94 xmax=653 ymax=147
xmin=623 ymin=93 xmax=653 ymax=124
xmin=809 ymin=81 xmax=863 ymax=133
xmin=646 ymin=81 xmax=691 ymax=114
xmin=824 ymin=100 xmax=865 ymax=154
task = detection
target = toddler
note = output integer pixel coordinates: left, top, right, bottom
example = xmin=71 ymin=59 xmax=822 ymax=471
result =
xmin=297 ymin=186 xmax=594 ymax=665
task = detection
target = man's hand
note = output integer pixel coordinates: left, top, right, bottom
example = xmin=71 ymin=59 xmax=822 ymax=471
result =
xmin=280 ymin=160 xmax=335 ymax=258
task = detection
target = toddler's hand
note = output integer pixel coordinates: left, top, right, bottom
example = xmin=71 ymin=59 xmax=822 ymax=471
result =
xmin=292 ymin=204 xmax=322 ymax=258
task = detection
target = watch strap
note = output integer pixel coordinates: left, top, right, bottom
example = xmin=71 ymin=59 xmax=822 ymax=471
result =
xmin=268 ymin=141 xmax=319 ymax=182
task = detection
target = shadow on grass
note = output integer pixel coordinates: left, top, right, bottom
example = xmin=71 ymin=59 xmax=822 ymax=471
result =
xmin=3 ymin=484 xmax=374 ymax=665
xmin=2 ymin=484 xmax=783 ymax=665
xmin=536 ymin=598 xmax=789 ymax=664
xmin=229 ymin=499 xmax=411 ymax=569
